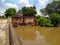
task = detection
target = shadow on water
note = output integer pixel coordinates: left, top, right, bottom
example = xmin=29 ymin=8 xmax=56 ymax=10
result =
xmin=14 ymin=26 xmax=60 ymax=45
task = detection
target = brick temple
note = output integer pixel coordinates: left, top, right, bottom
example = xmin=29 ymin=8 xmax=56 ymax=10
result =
xmin=11 ymin=10 xmax=38 ymax=26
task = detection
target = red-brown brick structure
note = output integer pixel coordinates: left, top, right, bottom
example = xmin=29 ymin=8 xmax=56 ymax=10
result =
xmin=12 ymin=16 xmax=37 ymax=26
xmin=11 ymin=10 xmax=38 ymax=26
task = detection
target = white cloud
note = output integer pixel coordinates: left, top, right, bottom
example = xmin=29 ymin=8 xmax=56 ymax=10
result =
xmin=19 ymin=0 xmax=33 ymax=8
xmin=38 ymin=0 xmax=52 ymax=9
xmin=1 ymin=0 xmax=5 ymax=4
xmin=5 ymin=3 xmax=18 ymax=9
xmin=37 ymin=10 xmax=42 ymax=15
xmin=19 ymin=0 xmax=28 ymax=3
xmin=0 ymin=2 xmax=19 ymax=15
xmin=36 ymin=0 xmax=53 ymax=15
xmin=38 ymin=0 xmax=48 ymax=8
xmin=2 ymin=0 xmax=5 ymax=3
xmin=0 ymin=8 xmax=5 ymax=16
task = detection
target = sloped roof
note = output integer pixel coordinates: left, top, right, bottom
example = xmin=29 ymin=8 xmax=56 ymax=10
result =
xmin=17 ymin=10 xmax=23 ymax=16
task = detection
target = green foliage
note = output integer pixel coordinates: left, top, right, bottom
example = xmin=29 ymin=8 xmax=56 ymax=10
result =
xmin=35 ymin=16 xmax=53 ymax=27
xmin=5 ymin=8 xmax=16 ymax=17
xmin=50 ymin=13 xmax=60 ymax=26
xmin=21 ymin=6 xmax=37 ymax=16
xmin=45 ymin=0 xmax=60 ymax=14
xmin=40 ymin=0 xmax=60 ymax=27
xmin=40 ymin=9 xmax=46 ymax=13
xmin=40 ymin=8 xmax=46 ymax=15
xmin=40 ymin=0 xmax=60 ymax=15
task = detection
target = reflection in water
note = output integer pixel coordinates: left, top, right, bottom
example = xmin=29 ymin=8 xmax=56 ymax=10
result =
xmin=35 ymin=31 xmax=40 ymax=40
xmin=23 ymin=31 xmax=49 ymax=45
xmin=14 ymin=26 xmax=60 ymax=45
xmin=35 ymin=31 xmax=44 ymax=40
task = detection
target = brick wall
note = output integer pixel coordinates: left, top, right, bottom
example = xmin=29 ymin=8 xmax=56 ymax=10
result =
xmin=12 ymin=16 xmax=37 ymax=26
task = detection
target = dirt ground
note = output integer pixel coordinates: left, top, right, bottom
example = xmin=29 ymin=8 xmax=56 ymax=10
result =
xmin=0 ymin=19 xmax=8 ymax=45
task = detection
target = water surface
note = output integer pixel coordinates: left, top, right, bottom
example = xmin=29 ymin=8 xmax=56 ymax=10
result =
xmin=14 ymin=26 xmax=60 ymax=45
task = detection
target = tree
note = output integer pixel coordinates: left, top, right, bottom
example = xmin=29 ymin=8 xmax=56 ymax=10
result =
xmin=50 ymin=13 xmax=60 ymax=26
xmin=45 ymin=0 xmax=60 ymax=14
xmin=40 ymin=0 xmax=60 ymax=27
xmin=21 ymin=6 xmax=37 ymax=16
xmin=5 ymin=8 xmax=16 ymax=17
xmin=35 ymin=16 xmax=53 ymax=27
xmin=40 ymin=8 xmax=46 ymax=15
xmin=40 ymin=0 xmax=60 ymax=15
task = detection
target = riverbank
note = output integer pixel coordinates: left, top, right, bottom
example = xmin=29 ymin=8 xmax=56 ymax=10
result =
xmin=0 ymin=19 xmax=9 ymax=45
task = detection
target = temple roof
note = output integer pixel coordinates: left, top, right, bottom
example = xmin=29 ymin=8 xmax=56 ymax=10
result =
xmin=17 ymin=10 xmax=23 ymax=16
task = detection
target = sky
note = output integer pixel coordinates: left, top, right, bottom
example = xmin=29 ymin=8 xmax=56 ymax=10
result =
xmin=0 ymin=0 xmax=53 ymax=16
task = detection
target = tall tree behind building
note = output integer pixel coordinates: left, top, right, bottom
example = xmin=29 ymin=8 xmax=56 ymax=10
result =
xmin=21 ymin=6 xmax=37 ymax=16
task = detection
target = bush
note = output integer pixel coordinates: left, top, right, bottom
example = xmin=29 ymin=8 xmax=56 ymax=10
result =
xmin=35 ymin=16 xmax=53 ymax=27
xmin=50 ymin=13 xmax=60 ymax=27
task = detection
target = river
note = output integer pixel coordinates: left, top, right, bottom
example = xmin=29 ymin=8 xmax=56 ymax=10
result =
xmin=14 ymin=26 xmax=60 ymax=45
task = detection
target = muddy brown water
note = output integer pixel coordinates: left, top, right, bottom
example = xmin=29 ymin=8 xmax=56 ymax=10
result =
xmin=14 ymin=26 xmax=60 ymax=45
